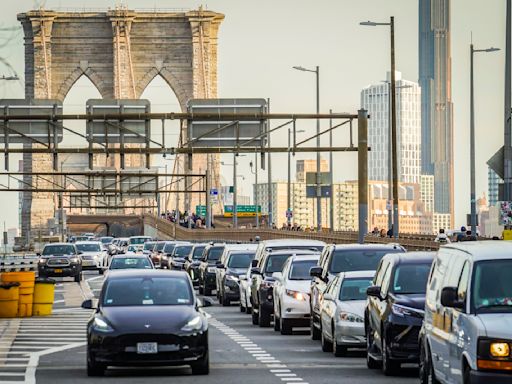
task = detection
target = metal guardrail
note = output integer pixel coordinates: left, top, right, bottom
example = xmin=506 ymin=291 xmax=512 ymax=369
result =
xmin=144 ymin=215 xmax=440 ymax=251
xmin=0 ymin=254 xmax=39 ymax=272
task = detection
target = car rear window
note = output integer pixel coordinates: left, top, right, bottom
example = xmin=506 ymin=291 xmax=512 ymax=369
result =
xmin=329 ymin=249 xmax=403 ymax=273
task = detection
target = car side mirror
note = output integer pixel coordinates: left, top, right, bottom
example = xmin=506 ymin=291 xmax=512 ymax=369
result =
xmin=441 ymin=287 xmax=464 ymax=309
xmin=81 ymin=299 xmax=96 ymax=309
xmin=251 ymin=259 xmax=258 ymax=268
xmin=272 ymin=272 xmax=283 ymax=281
xmin=310 ymin=266 xmax=323 ymax=278
xmin=78 ymin=251 xmax=84 ymax=255
xmin=323 ymin=293 xmax=334 ymax=301
xmin=251 ymin=267 xmax=261 ymax=275
xmin=366 ymin=286 xmax=382 ymax=299
xmin=36 ymin=253 xmax=41 ymax=257
xmin=217 ymin=263 xmax=225 ymax=269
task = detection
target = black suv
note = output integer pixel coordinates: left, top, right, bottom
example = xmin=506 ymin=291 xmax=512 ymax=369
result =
xmin=198 ymin=244 xmax=225 ymax=296
xmin=365 ymin=252 xmax=434 ymax=375
xmin=310 ymin=243 xmax=405 ymax=340
xmin=186 ymin=244 xmax=207 ymax=286
xmin=38 ymin=243 xmax=83 ymax=282
xmin=217 ymin=250 xmax=256 ymax=306
xmin=251 ymin=249 xmax=319 ymax=327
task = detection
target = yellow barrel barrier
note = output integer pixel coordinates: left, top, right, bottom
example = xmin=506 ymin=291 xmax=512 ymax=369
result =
xmin=33 ymin=278 xmax=56 ymax=316
xmin=0 ymin=282 xmax=20 ymax=318
xmin=1 ymin=271 xmax=36 ymax=317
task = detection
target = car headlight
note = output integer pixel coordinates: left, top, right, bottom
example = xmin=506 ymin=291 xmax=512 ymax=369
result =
xmin=69 ymin=257 xmax=80 ymax=263
xmin=391 ymin=304 xmax=424 ymax=318
xmin=285 ymin=289 xmax=308 ymax=301
xmin=477 ymin=338 xmax=512 ymax=371
xmin=207 ymin=267 xmax=216 ymax=273
xmin=339 ymin=311 xmax=364 ymax=323
xmin=181 ymin=315 xmax=203 ymax=332
xmin=226 ymin=275 xmax=239 ymax=282
xmin=490 ymin=342 xmax=510 ymax=357
xmin=38 ymin=258 xmax=47 ymax=264
xmin=92 ymin=317 xmax=114 ymax=333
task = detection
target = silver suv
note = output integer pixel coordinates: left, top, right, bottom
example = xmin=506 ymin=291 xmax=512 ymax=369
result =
xmin=420 ymin=241 xmax=512 ymax=384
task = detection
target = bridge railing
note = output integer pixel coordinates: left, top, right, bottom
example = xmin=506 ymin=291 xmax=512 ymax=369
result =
xmin=144 ymin=215 xmax=440 ymax=251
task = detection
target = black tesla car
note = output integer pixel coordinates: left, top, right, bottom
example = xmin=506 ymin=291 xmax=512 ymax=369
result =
xmin=365 ymin=252 xmax=434 ymax=375
xmin=82 ymin=270 xmax=211 ymax=376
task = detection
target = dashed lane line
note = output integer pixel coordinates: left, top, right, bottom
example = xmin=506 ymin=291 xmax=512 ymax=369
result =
xmin=208 ymin=317 xmax=309 ymax=384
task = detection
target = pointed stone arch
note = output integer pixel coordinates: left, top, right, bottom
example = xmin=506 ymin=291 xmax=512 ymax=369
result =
xmin=55 ymin=66 xmax=111 ymax=101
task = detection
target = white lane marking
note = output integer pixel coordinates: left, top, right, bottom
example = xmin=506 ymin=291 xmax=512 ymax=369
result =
xmin=85 ymin=275 xmax=104 ymax=282
xmin=209 ymin=316 xmax=309 ymax=384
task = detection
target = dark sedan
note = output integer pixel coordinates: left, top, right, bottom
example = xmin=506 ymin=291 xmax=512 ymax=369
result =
xmin=83 ymin=270 xmax=210 ymax=376
xmin=365 ymin=252 xmax=434 ymax=375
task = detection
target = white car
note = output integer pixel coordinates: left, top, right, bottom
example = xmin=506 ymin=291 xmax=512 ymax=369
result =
xmin=125 ymin=244 xmax=144 ymax=255
xmin=74 ymin=241 xmax=108 ymax=274
xmin=272 ymin=254 xmax=320 ymax=335
xmin=239 ymin=267 xmax=253 ymax=314
xmin=319 ymin=270 xmax=375 ymax=356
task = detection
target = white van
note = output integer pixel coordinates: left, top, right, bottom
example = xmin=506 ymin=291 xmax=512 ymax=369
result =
xmin=420 ymin=241 xmax=512 ymax=384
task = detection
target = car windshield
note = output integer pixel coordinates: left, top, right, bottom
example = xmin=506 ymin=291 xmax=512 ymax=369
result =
xmin=392 ymin=264 xmax=431 ymax=294
xmin=143 ymin=242 xmax=155 ymax=251
xmin=75 ymin=243 xmax=101 ymax=252
xmin=102 ymin=276 xmax=192 ymax=306
xmin=174 ymin=245 xmax=193 ymax=257
xmin=155 ymin=242 xmax=166 ymax=252
xmin=228 ymin=252 xmax=255 ymax=268
xmin=110 ymin=257 xmax=153 ymax=270
xmin=100 ymin=237 xmax=113 ymax=244
xmin=473 ymin=260 xmax=512 ymax=313
xmin=329 ymin=249 xmax=402 ymax=273
xmin=264 ymin=254 xmax=291 ymax=274
xmin=163 ymin=243 xmax=176 ymax=253
xmin=339 ymin=278 xmax=374 ymax=300
xmin=207 ymin=246 xmax=224 ymax=261
xmin=130 ymin=237 xmax=150 ymax=245
xmin=289 ymin=259 xmax=318 ymax=280
xmin=42 ymin=245 xmax=75 ymax=255
xmin=193 ymin=246 xmax=206 ymax=259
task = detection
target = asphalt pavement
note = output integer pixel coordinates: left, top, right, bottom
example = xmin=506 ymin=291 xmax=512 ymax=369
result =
xmin=1 ymin=270 xmax=419 ymax=384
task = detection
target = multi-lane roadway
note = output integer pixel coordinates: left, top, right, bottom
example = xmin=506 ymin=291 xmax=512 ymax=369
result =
xmin=0 ymin=271 xmax=418 ymax=384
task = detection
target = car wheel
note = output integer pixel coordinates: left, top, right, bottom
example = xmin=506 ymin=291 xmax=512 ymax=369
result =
xmin=221 ymin=295 xmax=230 ymax=307
xmin=74 ymin=272 xmax=81 ymax=283
xmin=366 ymin=327 xmax=380 ymax=369
xmin=98 ymin=268 xmax=104 ymax=275
xmin=310 ymin=317 xmax=321 ymax=340
xmin=246 ymin=304 xmax=252 ymax=315
xmin=274 ymin=310 xmax=281 ymax=332
xmin=280 ymin=317 xmax=293 ymax=335
xmin=191 ymin=353 xmax=209 ymax=375
xmin=333 ymin=329 xmax=346 ymax=357
xmin=420 ymin=341 xmax=440 ymax=384
xmin=240 ymin=301 xmax=246 ymax=313
xmin=198 ymin=284 xmax=204 ymax=294
xmin=258 ymin=306 xmax=271 ymax=327
xmin=204 ymin=286 xmax=212 ymax=296
xmin=463 ymin=363 xmax=471 ymax=384
xmin=321 ymin=330 xmax=333 ymax=352
xmin=251 ymin=308 xmax=259 ymax=325
xmin=382 ymin=331 xmax=399 ymax=376
xmin=87 ymin=351 xmax=105 ymax=377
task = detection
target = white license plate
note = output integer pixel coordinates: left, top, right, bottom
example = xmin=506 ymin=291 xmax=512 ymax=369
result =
xmin=137 ymin=342 xmax=158 ymax=354
xmin=83 ymin=261 xmax=95 ymax=266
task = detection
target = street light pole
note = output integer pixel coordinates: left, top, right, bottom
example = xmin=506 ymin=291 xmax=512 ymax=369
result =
xmin=470 ymin=43 xmax=500 ymax=236
xmin=250 ymin=153 xmax=259 ymax=228
xmin=329 ymin=109 xmax=334 ymax=231
xmin=233 ymin=153 xmax=238 ymax=229
xmin=287 ymin=128 xmax=305 ymax=227
xmin=292 ymin=65 xmax=321 ymax=231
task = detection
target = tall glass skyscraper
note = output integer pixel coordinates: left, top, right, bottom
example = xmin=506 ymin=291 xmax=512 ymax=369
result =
xmin=419 ymin=0 xmax=454 ymax=224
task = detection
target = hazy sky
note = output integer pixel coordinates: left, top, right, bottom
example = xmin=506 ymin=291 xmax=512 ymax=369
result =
xmin=0 ymin=0 xmax=506 ymax=230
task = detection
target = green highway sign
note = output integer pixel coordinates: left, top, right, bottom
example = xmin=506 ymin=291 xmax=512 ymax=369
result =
xmin=224 ymin=205 xmax=262 ymax=217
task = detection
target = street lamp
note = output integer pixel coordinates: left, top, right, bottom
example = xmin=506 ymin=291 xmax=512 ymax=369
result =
xmin=360 ymin=16 xmax=399 ymax=238
xmin=470 ymin=44 xmax=500 ymax=236
xmin=292 ymin=65 xmax=321 ymax=231
xmin=222 ymin=155 xmax=246 ymax=228
xmin=287 ymin=128 xmax=305 ymax=226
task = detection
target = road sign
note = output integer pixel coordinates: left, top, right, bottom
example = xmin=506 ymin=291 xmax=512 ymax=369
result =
xmin=286 ymin=209 xmax=293 ymax=218
xmin=306 ymin=186 xmax=332 ymax=198
xmin=210 ymin=188 xmax=218 ymax=195
xmin=0 ymin=99 xmax=63 ymax=144
xmin=86 ymin=99 xmax=150 ymax=144
xmin=187 ymin=98 xmax=267 ymax=148
xmin=224 ymin=205 xmax=262 ymax=217
xmin=306 ymin=172 xmax=331 ymax=185
xmin=196 ymin=205 xmax=207 ymax=217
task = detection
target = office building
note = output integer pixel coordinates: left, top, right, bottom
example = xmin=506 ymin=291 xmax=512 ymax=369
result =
xmin=296 ymin=159 xmax=329 ymax=183
xmin=420 ymin=174 xmax=435 ymax=213
xmin=361 ymin=71 xmax=422 ymax=184
xmin=419 ymin=0 xmax=454 ymax=222
xmin=488 ymin=167 xmax=502 ymax=207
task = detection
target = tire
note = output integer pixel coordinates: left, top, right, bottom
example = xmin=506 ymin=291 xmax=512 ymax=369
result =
xmin=280 ymin=318 xmax=293 ymax=335
xmin=321 ymin=330 xmax=333 ymax=352
xmin=310 ymin=317 xmax=321 ymax=340
xmin=74 ymin=272 xmax=82 ymax=283
xmin=463 ymin=363 xmax=471 ymax=384
xmin=98 ymin=268 xmax=104 ymax=275
xmin=191 ymin=353 xmax=209 ymax=375
xmin=221 ymin=295 xmax=230 ymax=307
xmin=87 ymin=351 xmax=105 ymax=377
xmin=204 ymin=286 xmax=212 ymax=296
xmin=382 ymin=331 xmax=399 ymax=376
xmin=258 ymin=306 xmax=271 ymax=327
xmin=246 ymin=305 xmax=252 ymax=315
xmin=333 ymin=329 xmax=346 ymax=357
xmin=240 ymin=302 xmax=246 ymax=313
xmin=419 ymin=341 xmax=440 ymax=384
xmin=274 ymin=311 xmax=281 ymax=331
xmin=252 ymin=309 xmax=259 ymax=325
xmin=366 ymin=327 xmax=380 ymax=369
xmin=198 ymin=284 xmax=204 ymax=295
